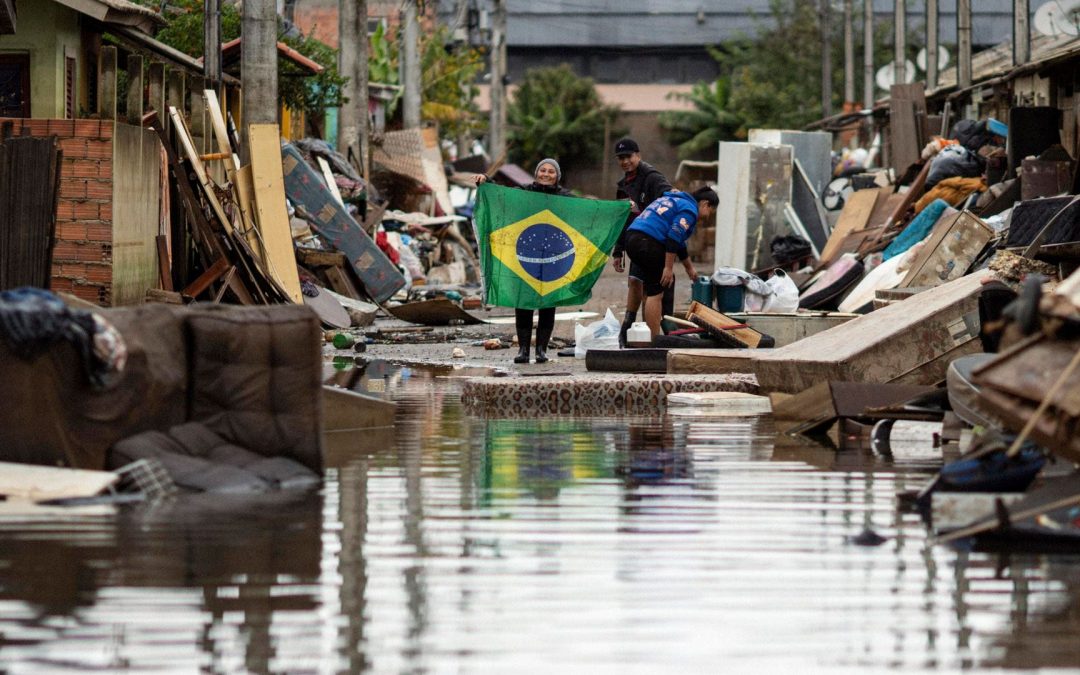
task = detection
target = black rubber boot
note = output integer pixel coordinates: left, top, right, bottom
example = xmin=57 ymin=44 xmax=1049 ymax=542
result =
xmin=514 ymin=308 xmax=533 ymax=364
xmin=534 ymin=308 xmax=554 ymax=364
xmin=618 ymin=310 xmax=637 ymax=348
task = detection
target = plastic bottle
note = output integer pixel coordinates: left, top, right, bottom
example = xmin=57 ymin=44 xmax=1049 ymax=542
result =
xmin=332 ymin=332 xmax=356 ymax=349
xmin=626 ymin=322 xmax=652 ymax=348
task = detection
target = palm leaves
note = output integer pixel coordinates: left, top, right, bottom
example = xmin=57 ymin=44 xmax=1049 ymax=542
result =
xmin=659 ymin=78 xmax=745 ymax=159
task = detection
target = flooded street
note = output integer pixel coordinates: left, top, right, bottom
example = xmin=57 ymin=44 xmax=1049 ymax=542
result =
xmin=3 ymin=363 xmax=1080 ymax=672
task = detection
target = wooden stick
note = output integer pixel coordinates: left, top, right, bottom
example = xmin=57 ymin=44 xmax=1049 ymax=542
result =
xmin=213 ymin=266 xmax=237 ymax=302
xmin=156 ymin=234 xmax=173 ymax=291
xmin=182 ymin=257 xmax=230 ymax=298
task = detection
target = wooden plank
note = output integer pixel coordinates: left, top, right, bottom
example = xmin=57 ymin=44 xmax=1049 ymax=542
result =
xmin=168 ymin=107 xmax=234 ymax=235
xmin=387 ymin=298 xmax=483 ymax=326
xmin=297 ymin=247 xmax=348 ymax=268
xmin=233 ymin=164 xmax=263 ymax=263
xmin=318 ymin=156 xmax=346 ymax=207
xmin=323 ymin=264 xmax=362 ymax=299
xmin=155 ymin=233 xmax=173 ymax=291
xmin=687 ymin=301 xmax=765 ymax=348
xmin=182 ymin=256 xmax=230 ymax=298
xmin=212 ymin=265 xmax=236 ymax=302
xmin=248 ymin=123 xmax=303 ymax=303
xmin=203 ymin=89 xmax=240 ymax=171
xmin=753 ymin=271 xmax=988 ymax=394
xmin=878 ymin=161 xmax=931 ymax=239
xmin=820 ymin=188 xmax=878 ymax=265
xmin=889 ymin=82 xmax=927 ymax=175
xmin=0 ymin=462 xmax=117 ymax=501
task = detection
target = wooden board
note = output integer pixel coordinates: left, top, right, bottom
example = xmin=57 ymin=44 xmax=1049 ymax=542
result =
xmin=899 ymin=211 xmax=993 ymax=289
xmin=303 ymin=283 xmax=350 ymax=328
xmin=753 ymin=271 xmax=989 ymax=394
xmin=687 ymin=301 xmax=766 ymax=348
xmin=0 ymin=462 xmax=117 ymax=501
xmin=317 ymin=156 xmax=346 ymax=207
xmin=233 ymin=164 xmax=263 ymax=263
xmin=387 ymin=297 xmax=483 ymax=326
xmin=169 ymin=107 xmax=233 ymax=235
xmin=889 ymin=83 xmax=927 ymax=176
xmin=820 ymin=188 xmax=878 ymax=265
xmin=203 ymin=89 xmax=240 ymax=172
xmin=248 ymin=123 xmax=303 ymax=303
xmin=281 ymin=143 xmax=405 ymax=302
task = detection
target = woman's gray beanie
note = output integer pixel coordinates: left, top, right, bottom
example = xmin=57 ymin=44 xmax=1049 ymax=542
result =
xmin=535 ymin=158 xmax=562 ymax=183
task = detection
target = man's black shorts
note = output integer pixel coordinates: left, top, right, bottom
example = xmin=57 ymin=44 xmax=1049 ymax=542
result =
xmin=624 ymin=229 xmax=667 ymax=296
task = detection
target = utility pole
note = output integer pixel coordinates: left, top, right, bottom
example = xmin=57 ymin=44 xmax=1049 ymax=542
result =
xmin=453 ymin=0 xmax=471 ymax=158
xmin=958 ymin=0 xmax=972 ymax=90
xmin=1014 ymin=0 xmax=1030 ymax=65
xmin=893 ymin=0 xmax=906 ymax=85
xmin=402 ymin=0 xmax=422 ymax=129
xmin=926 ymin=0 xmax=939 ymax=90
xmin=489 ymin=0 xmax=507 ymax=161
xmin=338 ymin=0 xmax=358 ymax=158
xmin=357 ymin=0 xmax=369 ymax=180
xmin=844 ymin=0 xmax=855 ymax=106
xmin=863 ymin=0 xmax=874 ymax=107
xmin=241 ymin=0 xmax=277 ymax=126
xmin=820 ymin=0 xmax=832 ymax=118
xmin=203 ymin=0 xmax=221 ymax=89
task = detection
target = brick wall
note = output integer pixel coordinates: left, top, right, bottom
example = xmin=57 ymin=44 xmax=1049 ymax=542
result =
xmin=1 ymin=118 xmax=114 ymax=305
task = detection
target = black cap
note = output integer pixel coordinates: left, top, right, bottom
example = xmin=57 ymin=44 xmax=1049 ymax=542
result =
xmin=614 ymin=137 xmax=639 ymax=156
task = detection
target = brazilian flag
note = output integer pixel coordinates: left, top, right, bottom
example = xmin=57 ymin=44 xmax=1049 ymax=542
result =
xmin=474 ymin=183 xmax=630 ymax=309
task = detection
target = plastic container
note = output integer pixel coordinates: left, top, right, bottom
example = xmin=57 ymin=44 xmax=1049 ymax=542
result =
xmin=691 ymin=276 xmax=714 ymax=307
xmin=626 ymin=321 xmax=652 ymax=348
xmin=715 ymin=285 xmax=745 ymax=313
xmin=332 ymin=332 xmax=356 ymax=349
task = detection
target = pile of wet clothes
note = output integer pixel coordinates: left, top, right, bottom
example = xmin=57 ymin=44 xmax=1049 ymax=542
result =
xmin=0 ymin=287 xmax=126 ymax=388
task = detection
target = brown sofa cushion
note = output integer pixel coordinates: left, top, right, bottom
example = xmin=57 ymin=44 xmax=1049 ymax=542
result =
xmin=109 ymin=422 xmax=319 ymax=493
xmin=186 ymin=304 xmax=323 ymax=472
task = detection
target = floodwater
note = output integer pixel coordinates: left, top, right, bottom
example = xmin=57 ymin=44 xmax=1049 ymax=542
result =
xmin=3 ymin=361 xmax=1080 ymax=673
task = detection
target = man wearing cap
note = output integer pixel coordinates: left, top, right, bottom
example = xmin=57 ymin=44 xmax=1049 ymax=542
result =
xmin=610 ymin=137 xmax=697 ymax=347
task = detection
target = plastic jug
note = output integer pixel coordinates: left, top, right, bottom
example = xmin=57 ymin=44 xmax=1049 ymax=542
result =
xmin=626 ymin=321 xmax=652 ymax=348
xmin=691 ymin=275 xmax=714 ymax=306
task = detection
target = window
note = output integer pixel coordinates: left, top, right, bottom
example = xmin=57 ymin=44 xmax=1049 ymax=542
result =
xmin=65 ymin=56 xmax=76 ymax=119
xmin=0 ymin=53 xmax=30 ymax=118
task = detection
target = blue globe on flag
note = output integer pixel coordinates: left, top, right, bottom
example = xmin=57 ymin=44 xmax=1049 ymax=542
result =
xmin=516 ymin=223 xmax=576 ymax=282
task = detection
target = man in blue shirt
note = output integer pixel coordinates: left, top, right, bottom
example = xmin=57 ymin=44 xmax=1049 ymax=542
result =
xmin=624 ymin=187 xmax=719 ymax=338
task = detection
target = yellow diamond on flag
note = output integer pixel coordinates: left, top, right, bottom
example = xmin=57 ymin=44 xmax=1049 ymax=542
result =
xmin=488 ymin=209 xmax=606 ymax=297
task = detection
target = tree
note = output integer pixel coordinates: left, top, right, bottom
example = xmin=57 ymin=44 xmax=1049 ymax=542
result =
xmin=658 ymin=76 xmax=745 ymax=159
xmin=138 ymin=0 xmax=345 ymax=124
xmin=507 ymin=65 xmax=618 ymax=172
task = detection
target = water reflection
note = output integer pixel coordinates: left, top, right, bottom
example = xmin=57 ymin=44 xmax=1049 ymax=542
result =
xmin=4 ymin=370 xmax=1080 ymax=671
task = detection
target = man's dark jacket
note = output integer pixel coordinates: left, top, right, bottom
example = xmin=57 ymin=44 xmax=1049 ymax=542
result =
xmin=613 ymin=161 xmax=674 ymax=258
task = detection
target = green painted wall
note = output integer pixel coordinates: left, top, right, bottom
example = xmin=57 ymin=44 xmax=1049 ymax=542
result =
xmin=0 ymin=0 xmax=82 ymax=118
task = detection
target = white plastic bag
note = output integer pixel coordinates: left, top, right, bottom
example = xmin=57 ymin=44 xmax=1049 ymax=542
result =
xmin=574 ymin=309 xmax=621 ymax=358
xmin=762 ymin=269 xmax=800 ymax=313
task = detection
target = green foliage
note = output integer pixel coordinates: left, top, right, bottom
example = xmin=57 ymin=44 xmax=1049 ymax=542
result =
xmin=146 ymin=1 xmax=342 ymax=121
xmin=658 ymin=77 xmax=745 ymax=159
xmin=368 ymin=22 xmax=399 ymax=86
xmin=278 ymin=33 xmax=347 ymax=118
xmin=153 ymin=0 xmax=241 ymax=58
xmin=507 ymin=65 xmax=619 ymax=172
xmin=420 ymin=25 xmax=486 ymax=140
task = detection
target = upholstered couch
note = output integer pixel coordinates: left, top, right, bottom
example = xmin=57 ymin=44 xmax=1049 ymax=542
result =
xmin=0 ymin=302 xmax=323 ymax=491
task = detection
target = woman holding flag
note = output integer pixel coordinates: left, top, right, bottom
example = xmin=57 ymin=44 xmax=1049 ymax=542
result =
xmin=476 ymin=159 xmax=573 ymax=363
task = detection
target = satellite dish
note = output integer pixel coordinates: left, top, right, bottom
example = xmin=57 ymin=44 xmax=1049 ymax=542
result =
xmin=916 ymin=46 xmax=951 ymax=71
xmin=1034 ymin=0 xmax=1080 ymax=37
xmin=875 ymin=60 xmax=917 ymax=91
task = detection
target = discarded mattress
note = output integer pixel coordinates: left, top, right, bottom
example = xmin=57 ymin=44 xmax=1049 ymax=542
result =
xmin=799 ymin=254 xmax=864 ymax=309
xmin=755 ymin=271 xmax=988 ymax=394
xmin=282 ymin=144 xmax=405 ymax=302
